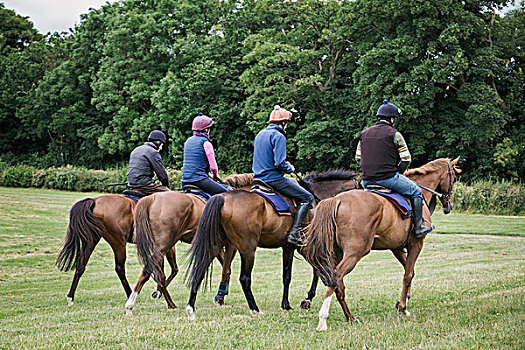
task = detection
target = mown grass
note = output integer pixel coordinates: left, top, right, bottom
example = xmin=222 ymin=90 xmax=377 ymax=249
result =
xmin=0 ymin=187 xmax=524 ymax=349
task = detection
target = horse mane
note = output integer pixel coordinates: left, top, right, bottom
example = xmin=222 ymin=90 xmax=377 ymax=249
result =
xmin=303 ymin=169 xmax=358 ymax=183
xmin=224 ymin=173 xmax=254 ymax=188
xmin=404 ymin=158 xmax=450 ymax=178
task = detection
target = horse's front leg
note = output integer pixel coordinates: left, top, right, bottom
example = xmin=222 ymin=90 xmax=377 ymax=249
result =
xmin=214 ymin=243 xmax=236 ymax=306
xmin=396 ymin=239 xmax=424 ymax=316
xmin=238 ymin=248 xmax=262 ymax=315
xmin=300 ymin=270 xmax=318 ymax=310
xmin=281 ymin=245 xmax=296 ymax=310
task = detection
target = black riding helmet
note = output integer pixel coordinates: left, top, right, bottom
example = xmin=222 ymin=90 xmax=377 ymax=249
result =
xmin=148 ymin=130 xmax=167 ymax=143
xmin=377 ymin=100 xmax=401 ymax=125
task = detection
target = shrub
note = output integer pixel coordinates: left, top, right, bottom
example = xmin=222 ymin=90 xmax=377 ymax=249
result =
xmin=452 ymin=180 xmax=524 ymax=215
xmin=0 ymin=164 xmax=36 ymax=187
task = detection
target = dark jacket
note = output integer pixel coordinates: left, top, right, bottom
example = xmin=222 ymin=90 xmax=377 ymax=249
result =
xmin=359 ymin=122 xmax=399 ymax=181
xmin=252 ymin=124 xmax=293 ymax=182
xmin=127 ymin=142 xmax=169 ymax=188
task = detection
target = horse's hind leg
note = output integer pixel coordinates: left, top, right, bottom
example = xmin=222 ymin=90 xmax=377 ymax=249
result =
xmin=396 ymin=239 xmax=424 ymax=316
xmin=239 ymin=249 xmax=261 ymax=315
xmin=112 ymin=244 xmax=132 ymax=298
xmin=66 ymin=236 xmax=100 ymax=306
xmin=125 ymin=267 xmax=151 ymax=316
xmin=151 ymin=247 xmax=178 ymax=300
xmin=281 ymin=245 xmax=295 ymax=310
xmin=214 ymin=243 xmax=236 ymax=306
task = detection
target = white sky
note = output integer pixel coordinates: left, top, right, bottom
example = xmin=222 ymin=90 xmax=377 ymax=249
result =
xmin=2 ymin=0 xmax=522 ymax=34
xmin=2 ymin=0 xmax=117 ymax=34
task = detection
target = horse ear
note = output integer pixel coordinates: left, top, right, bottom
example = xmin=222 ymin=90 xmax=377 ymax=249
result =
xmin=451 ymin=156 xmax=460 ymax=166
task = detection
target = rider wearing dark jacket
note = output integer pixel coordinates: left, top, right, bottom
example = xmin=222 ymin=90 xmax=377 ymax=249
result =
xmin=355 ymin=100 xmax=434 ymax=238
xmin=127 ymin=130 xmax=170 ymax=195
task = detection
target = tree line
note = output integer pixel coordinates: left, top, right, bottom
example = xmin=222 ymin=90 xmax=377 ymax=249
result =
xmin=1 ymin=0 xmax=523 ymax=181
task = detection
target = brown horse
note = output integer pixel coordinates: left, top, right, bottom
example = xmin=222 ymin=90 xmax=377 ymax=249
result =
xmin=185 ymin=170 xmax=359 ymax=320
xmin=302 ymin=158 xmax=461 ymax=331
xmin=56 ymin=194 xmax=178 ymax=306
xmin=124 ymin=174 xmax=254 ymax=316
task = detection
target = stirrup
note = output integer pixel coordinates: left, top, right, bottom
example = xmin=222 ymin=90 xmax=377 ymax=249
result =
xmin=414 ymin=224 xmax=435 ymax=238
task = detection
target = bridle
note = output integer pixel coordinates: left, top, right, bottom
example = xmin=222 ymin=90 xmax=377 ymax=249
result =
xmin=417 ymin=161 xmax=456 ymax=214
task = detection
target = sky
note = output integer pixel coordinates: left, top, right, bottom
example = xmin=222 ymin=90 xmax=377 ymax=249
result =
xmin=2 ymin=0 xmax=117 ymax=34
xmin=2 ymin=0 xmax=523 ymax=34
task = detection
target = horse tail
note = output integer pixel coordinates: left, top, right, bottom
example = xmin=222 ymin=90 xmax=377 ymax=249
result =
xmin=134 ymin=195 xmax=163 ymax=284
xmin=302 ymin=197 xmax=341 ymax=288
xmin=56 ymin=198 xmax=104 ymax=271
xmin=186 ymin=194 xmax=226 ymax=290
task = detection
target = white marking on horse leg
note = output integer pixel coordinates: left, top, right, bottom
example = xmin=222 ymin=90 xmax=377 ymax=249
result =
xmin=125 ymin=291 xmax=138 ymax=316
xmin=186 ymin=305 xmax=196 ymax=321
xmin=67 ymin=297 xmax=74 ymax=306
xmin=250 ymin=310 xmax=265 ymax=316
xmin=316 ymin=295 xmax=333 ymax=332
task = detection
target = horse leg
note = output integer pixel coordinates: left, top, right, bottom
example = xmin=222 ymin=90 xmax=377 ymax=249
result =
xmin=125 ymin=267 xmax=151 ymax=316
xmin=300 ymin=270 xmax=319 ymax=310
xmin=153 ymin=254 xmax=177 ymax=310
xmin=281 ymin=245 xmax=295 ymax=310
xmin=238 ymin=249 xmax=261 ymax=315
xmin=333 ymin=253 xmax=362 ymax=323
xmin=112 ymin=244 xmax=132 ymax=298
xmin=396 ymin=240 xmax=424 ymax=316
xmin=152 ymin=247 xmax=178 ymax=300
xmin=316 ymin=287 xmax=336 ymax=331
xmin=214 ymin=243 xmax=236 ymax=306
xmin=391 ymin=249 xmax=412 ymax=300
xmin=66 ymin=236 xmax=100 ymax=306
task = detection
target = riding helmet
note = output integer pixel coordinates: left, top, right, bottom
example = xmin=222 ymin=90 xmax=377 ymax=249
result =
xmin=376 ymin=100 xmax=402 ymax=118
xmin=148 ymin=130 xmax=167 ymax=142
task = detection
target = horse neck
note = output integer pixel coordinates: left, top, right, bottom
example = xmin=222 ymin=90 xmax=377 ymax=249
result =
xmin=312 ymin=179 xmax=357 ymax=200
xmin=408 ymin=170 xmax=444 ymax=203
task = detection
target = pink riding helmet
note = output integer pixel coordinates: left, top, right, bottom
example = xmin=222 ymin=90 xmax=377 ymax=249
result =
xmin=192 ymin=113 xmax=214 ymax=131
xmin=269 ymin=105 xmax=292 ymax=122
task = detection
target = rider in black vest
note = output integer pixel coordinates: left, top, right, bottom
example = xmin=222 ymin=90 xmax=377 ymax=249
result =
xmin=356 ymin=100 xmax=434 ymax=238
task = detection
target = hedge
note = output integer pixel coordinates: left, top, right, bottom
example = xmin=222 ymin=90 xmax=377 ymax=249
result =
xmin=0 ymin=164 xmax=522 ymax=215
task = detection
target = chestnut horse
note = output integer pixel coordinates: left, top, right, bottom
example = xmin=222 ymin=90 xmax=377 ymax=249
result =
xmin=56 ymin=194 xmax=178 ymax=306
xmin=185 ymin=170 xmax=359 ymax=320
xmin=302 ymin=158 xmax=460 ymax=331
xmin=124 ymin=174 xmax=254 ymax=315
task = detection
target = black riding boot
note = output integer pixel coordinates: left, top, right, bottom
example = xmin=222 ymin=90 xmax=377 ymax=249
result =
xmin=412 ymin=196 xmax=435 ymax=238
xmin=287 ymin=202 xmax=311 ymax=246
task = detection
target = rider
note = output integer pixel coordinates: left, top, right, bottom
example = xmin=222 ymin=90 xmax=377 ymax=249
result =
xmin=127 ymin=130 xmax=170 ymax=195
xmin=253 ymin=105 xmax=314 ymax=246
xmin=181 ymin=113 xmax=229 ymax=195
xmin=355 ymin=100 xmax=434 ymax=238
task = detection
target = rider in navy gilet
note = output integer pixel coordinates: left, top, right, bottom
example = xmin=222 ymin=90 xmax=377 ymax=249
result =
xmin=355 ymin=100 xmax=434 ymax=238
xmin=182 ymin=114 xmax=229 ymax=195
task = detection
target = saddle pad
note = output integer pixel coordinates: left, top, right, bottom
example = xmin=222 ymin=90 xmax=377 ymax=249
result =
xmin=181 ymin=190 xmax=211 ymax=202
xmin=369 ymin=191 xmax=411 ymax=220
xmin=123 ymin=195 xmax=141 ymax=202
xmin=252 ymin=190 xmax=292 ymax=216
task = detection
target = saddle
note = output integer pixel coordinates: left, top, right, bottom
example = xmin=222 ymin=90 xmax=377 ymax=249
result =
xmin=364 ymin=184 xmax=412 ymax=220
xmin=251 ymin=179 xmax=292 ymax=216
xmin=182 ymin=185 xmax=211 ymax=201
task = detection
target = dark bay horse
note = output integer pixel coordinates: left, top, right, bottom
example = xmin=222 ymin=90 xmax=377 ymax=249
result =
xmin=124 ymin=174 xmax=254 ymax=316
xmin=56 ymin=194 xmax=178 ymax=306
xmin=185 ymin=170 xmax=359 ymax=320
xmin=302 ymin=158 xmax=460 ymax=331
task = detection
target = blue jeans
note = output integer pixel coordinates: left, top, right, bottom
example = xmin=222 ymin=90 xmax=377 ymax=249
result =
xmin=267 ymin=177 xmax=314 ymax=204
xmin=362 ymin=172 xmax=422 ymax=199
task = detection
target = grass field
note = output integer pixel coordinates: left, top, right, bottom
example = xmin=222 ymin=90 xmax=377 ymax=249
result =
xmin=0 ymin=187 xmax=524 ymax=349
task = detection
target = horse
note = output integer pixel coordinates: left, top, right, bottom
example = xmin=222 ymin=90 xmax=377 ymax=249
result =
xmin=56 ymin=194 xmax=178 ymax=306
xmin=301 ymin=157 xmax=461 ymax=331
xmin=185 ymin=169 xmax=360 ymax=320
xmin=124 ymin=174 xmax=254 ymax=316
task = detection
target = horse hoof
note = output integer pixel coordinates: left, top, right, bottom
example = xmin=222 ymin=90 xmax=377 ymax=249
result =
xmin=213 ymin=296 xmax=225 ymax=306
xmin=186 ymin=305 xmax=196 ymax=321
xmin=281 ymin=303 xmax=292 ymax=311
xmin=250 ymin=310 xmax=264 ymax=316
xmin=67 ymin=297 xmax=74 ymax=307
xmin=300 ymin=299 xmax=312 ymax=310
xmin=168 ymin=303 xmax=177 ymax=309
xmin=395 ymin=301 xmax=410 ymax=316
xmin=151 ymin=290 xmax=162 ymax=300
xmin=125 ymin=308 xmax=133 ymax=317
xmin=316 ymin=323 xmax=327 ymax=332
